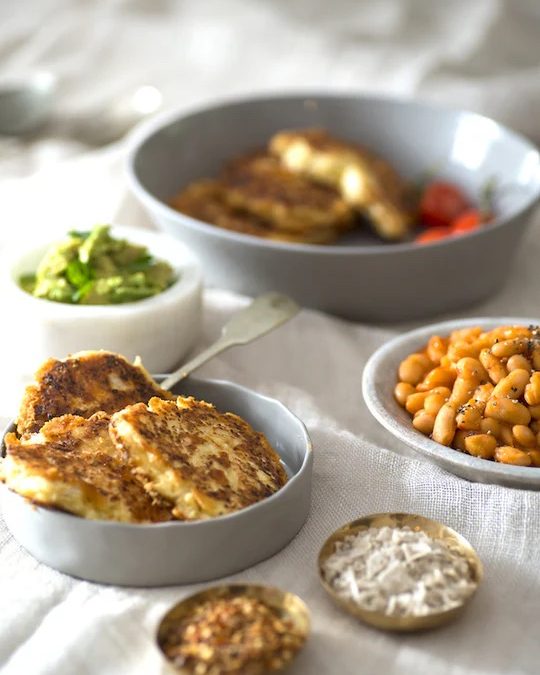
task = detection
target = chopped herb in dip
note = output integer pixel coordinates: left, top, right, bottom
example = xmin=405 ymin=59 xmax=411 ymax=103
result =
xmin=19 ymin=225 xmax=175 ymax=305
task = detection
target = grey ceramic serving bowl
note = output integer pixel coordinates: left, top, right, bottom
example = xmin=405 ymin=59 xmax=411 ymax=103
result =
xmin=363 ymin=317 xmax=540 ymax=489
xmin=126 ymin=94 xmax=540 ymax=321
xmin=0 ymin=377 xmax=312 ymax=586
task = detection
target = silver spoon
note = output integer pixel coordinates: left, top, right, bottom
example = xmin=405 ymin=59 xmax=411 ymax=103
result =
xmin=160 ymin=292 xmax=299 ymax=390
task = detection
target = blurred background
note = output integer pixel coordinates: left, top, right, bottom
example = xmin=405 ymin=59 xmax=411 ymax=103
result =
xmin=1 ymin=0 xmax=540 ymax=181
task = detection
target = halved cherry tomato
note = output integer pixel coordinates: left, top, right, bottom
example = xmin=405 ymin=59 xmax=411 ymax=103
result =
xmin=419 ymin=181 xmax=470 ymax=227
xmin=415 ymin=227 xmax=453 ymax=244
xmin=451 ymin=208 xmax=482 ymax=235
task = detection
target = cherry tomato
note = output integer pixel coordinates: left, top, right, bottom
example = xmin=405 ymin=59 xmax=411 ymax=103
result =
xmin=419 ymin=181 xmax=470 ymax=227
xmin=451 ymin=209 xmax=482 ymax=235
xmin=415 ymin=227 xmax=453 ymax=244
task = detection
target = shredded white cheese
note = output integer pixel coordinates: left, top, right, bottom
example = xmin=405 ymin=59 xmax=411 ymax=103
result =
xmin=322 ymin=526 xmax=477 ymax=617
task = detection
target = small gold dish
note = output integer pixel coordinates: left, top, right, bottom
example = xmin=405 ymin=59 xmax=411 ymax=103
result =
xmin=156 ymin=583 xmax=310 ymax=674
xmin=318 ymin=512 xmax=483 ymax=632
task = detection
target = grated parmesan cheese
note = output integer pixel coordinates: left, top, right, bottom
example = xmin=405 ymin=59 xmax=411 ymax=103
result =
xmin=322 ymin=526 xmax=477 ymax=617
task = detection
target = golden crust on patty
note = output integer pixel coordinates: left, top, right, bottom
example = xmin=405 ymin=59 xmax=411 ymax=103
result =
xmin=2 ymin=414 xmax=173 ymax=523
xmin=220 ymin=152 xmax=353 ymax=232
xmin=32 ymin=412 xmax=121 ymax=457
xmin=270 ymin=128 xmax=415 ymax=240
xmin=110 ymin=396 xmax=288 ymax=520
xmin=17 ymin=350 xmax=173 ymax=435
xmin=169 ymin=179 xmax=343 ymax=244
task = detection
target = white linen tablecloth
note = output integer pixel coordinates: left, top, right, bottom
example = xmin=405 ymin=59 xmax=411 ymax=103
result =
xmin=1 ymin=147 xmax=540 ymax=675
xmin=2 ymin=1 xmax=540 ymax=673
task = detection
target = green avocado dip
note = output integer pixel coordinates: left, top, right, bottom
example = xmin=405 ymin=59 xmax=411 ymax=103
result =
xmin=19 ymin=225 xmax=176 ymax=305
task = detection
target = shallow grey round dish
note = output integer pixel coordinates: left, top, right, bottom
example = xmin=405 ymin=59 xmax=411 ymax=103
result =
xmin=0 ymin=377 xmax=312 ymax=586
xmin=126 ymin=94 xmax=540 ymax=321
xmin=363 ymin=317 xmax=540 ymax=490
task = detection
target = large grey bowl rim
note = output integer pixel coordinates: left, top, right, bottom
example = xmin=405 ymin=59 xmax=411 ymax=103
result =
xmin=1 ymin=377 xmax=313 ymax=585
xmin=363 ymin=317 xmax=540 ymax=489
xmin=125 ymin=91 xmax=540 ymax=255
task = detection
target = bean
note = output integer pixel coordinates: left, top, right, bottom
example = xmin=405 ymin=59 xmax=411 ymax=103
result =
xmin=479 ymin=349 xmax=507 ymax=383
xmin=424 ymin=392 xmax=447 ymax=416
xmin=417 ymin=366 xmax=456 ymax=392
xmin=405 ymin=392 xmax=429 ymax=414
xmin=473 ymin=383 xmax=494 ymax=403
xmin=432 ymin=403 xmax=457 ymax=446
xmin=456 ymin=357 xmax=488 ymax=382
xmin=473 ymin=333 xmax=493 ymax=351
xmin=527 ymin=450 xmax=540 ymax=467
xmin=485 ymin=397 xmax=531 ymax=426
xmin=499 ymin=423 xmax=515 ymax=446
xmin=507 ymin=354 xmax=532 ymax=373
xmin=426 ymin=335 xmax=448 ymax=364
xmin=453 ymin=429 xmax=472 ymax=451
xmin=480 ymin=417 xmax=502 ymax=439
xmin=512 ymin=425 xmax=536 ymax=448
xmin=456 ymin=400 xmax=483 ymax=431
xmin=449 ymin=376 xmax=477 ymax=408
xmin=495 ymin=445 xmax=532 ymax=466
xmin=464 ymin=434 xmax=497 ymax=459
xmin=524 ymin=372 xmax=540 ymax=406
xmin=398 ymin=354 xmax=432 ymax=386
xmin=413 ymin=410 xmax=436 ymax=435
xmin=490 ymin=325 xmax=531 ymax=341
xmin=491 ymin=337 xmax=529 ymax=358
xmin=492 ymin=369 xmax=530 ymax=399
xmin=447 ymin=341 xmax=477 ymax=361
xmin=394 ymin=382 xmax=415 ymax=406
xmin=529 ymin=404 xmax=540 ymax=420
xmin=440 ymin=355 xmax=453 ymax=369
xmin=431 ymin=386 xmax=452 ymax=398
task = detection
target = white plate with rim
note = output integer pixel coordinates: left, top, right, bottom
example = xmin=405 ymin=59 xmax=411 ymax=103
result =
xmin=362 ymin=317 xmax=540 ymax=490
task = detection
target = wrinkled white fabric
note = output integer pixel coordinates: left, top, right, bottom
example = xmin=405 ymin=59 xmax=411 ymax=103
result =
xmin=2 ymin=1 xmax=540 ymax=673
xmin=1 ymin=146 xmax=540 ymax=674
xmin=1 ymin=0 xmax=540 ymax=179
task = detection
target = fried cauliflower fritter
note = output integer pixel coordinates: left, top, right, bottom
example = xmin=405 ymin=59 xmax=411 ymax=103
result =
xmin=169 ymin=179 xmax=341 ymax=244
xmin=110 ymin=396 xmax=288 ymax=521
xmin=2 ymin=413 xmax=172 ymax=523
xmin=270 ymin=128 xmax=415 ymax=240
xmin=17 ymin=350 xmax=173 ymax=435
xmin=220 ymin=152 xmax=354 ymax=233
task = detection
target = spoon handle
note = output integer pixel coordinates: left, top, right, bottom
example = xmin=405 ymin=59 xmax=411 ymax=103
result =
xmin=160 ymin=292 xmax=299 ymax=391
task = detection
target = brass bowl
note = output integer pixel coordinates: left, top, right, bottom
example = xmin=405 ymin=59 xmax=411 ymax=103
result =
xmin=318 ymin=512 xmax=483 ymax=632
xmin=156 ymin=583 xmax=310 ymax=674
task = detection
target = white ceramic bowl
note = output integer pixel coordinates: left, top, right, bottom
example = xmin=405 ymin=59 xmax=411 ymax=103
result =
xmin=363 ymin=317 xmax=540 ymax=490
xmin=2 ymin=225 xmax=202 ymax=374
xmin=1 ymin=377 xmax=313 ymax=587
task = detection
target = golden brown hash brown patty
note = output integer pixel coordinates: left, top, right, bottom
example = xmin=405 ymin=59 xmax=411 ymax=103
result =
xmin=169 ymin=179 xmax=341 ymax=244
xmin=2 ymin=413 xmax=173 ymax=523
xmin=110 ymin=396 xmax=288 ymax=520
xmin=269 ymin=128 xmax=415 ymax=240
xmin=17 ymin=350 xmax=173 ymax=435
xmin=32 ymin=412 xmax=121 ymax=457
xmin=220 ymin=152 xmax=354 ymax=232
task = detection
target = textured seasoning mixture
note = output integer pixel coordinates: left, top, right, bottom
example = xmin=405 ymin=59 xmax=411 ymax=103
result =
xmin=160 ymin=595 xmax=305 ymax=675
xmin=322 ymin=526 xmax=477 ymax=617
